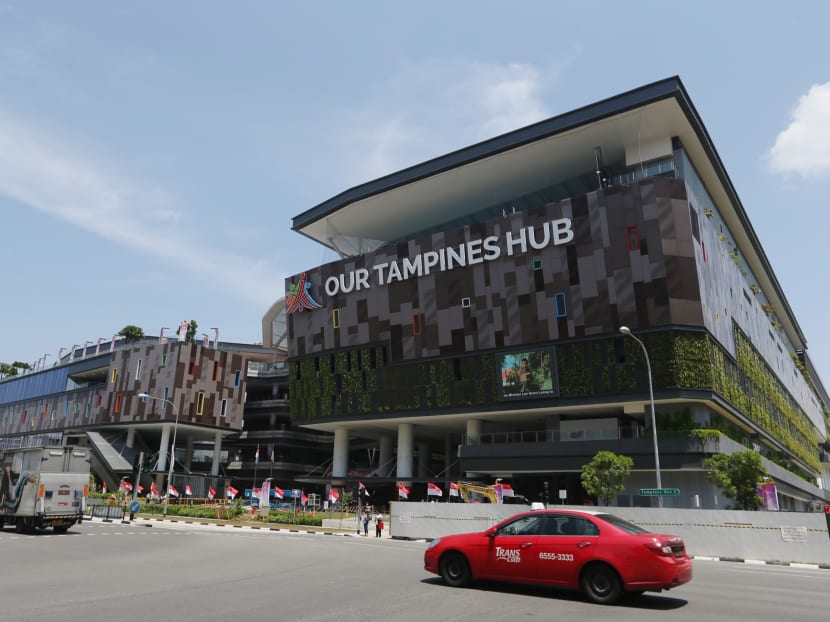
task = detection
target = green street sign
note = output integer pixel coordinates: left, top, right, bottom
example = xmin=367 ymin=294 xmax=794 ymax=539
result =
xmin=639 ymin=488 xmax=680 ymax=496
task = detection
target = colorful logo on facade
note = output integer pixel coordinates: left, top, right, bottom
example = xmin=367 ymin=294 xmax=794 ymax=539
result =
xmin=286 ymin=272 xmax=323 ymax=314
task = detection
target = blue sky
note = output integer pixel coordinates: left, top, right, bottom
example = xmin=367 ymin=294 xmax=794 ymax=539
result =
xmin=1 ymin=2 xmax=829 ymax=383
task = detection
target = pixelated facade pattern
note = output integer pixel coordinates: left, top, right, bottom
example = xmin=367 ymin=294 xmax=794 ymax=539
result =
xmin=288 ymin=177 xmax=704 ymax=362
xmin=0 ymin=342 xmax=246 ymax=436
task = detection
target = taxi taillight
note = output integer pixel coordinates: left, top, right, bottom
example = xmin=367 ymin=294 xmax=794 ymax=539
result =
xmin=644 ymin=539 xmax=674 ymax=556
xmin=38 ymin=484 xmax=45 ymax=498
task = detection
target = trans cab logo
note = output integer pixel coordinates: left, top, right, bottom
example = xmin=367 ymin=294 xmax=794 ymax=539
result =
xmin=495 ymin=547 xmax=521 ymax=563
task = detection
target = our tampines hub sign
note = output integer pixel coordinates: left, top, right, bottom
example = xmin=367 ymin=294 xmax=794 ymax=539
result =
xmin=323 ymin=218 xmax=574 ymax=296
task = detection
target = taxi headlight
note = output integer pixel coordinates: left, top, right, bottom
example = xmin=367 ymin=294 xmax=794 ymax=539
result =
xmin=427 ymin=538 xmax=441 ymax=549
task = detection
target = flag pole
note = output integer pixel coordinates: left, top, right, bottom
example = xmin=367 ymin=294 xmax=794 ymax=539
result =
xmin=252 ymin=446 xmax=259 ymax=506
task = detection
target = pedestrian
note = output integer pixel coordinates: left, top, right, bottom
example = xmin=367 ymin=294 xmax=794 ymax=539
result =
xmin=375 ymin=512 xmax=383 ymax=538
xmin=362 ymin=511 xmax=370 ymax=536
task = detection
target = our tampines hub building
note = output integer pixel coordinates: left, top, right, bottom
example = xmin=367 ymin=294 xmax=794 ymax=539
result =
xmin=287 ymin=76 xmax=830 ymax=510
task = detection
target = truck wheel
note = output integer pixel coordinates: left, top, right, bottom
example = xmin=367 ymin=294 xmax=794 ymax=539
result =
xmin=54 ymin=525 xmax=70 ymax=534
xmin=0 ymin=518 xmax=5 ymax=529
xmin=15 ymin=517 xmax=27 ymax=533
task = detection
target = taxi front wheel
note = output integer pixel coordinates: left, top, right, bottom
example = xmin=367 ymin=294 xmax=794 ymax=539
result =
xmin=440 ymin=552 xmax=471 ymax=588
xmin=581 ymin=563 xmax=622 ymax=605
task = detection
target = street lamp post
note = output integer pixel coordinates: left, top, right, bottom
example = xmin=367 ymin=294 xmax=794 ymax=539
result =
xmin=138 ymin=392 xmax=180 ymax=517
xmin=619 ymin=326 xmax=663 ymax=507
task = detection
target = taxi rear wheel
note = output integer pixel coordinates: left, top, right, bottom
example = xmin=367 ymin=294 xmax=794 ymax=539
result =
xmin=440 ymin=552 xmax=471 ymax=587
xmin=581 ymin=563 xmax=622 ymax=605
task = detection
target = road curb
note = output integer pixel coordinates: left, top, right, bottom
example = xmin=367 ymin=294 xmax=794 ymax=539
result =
xmin=129 ymin=516 xmax=362 ymax=537
xmin=691 ymin=555 xmax=830 ymax=570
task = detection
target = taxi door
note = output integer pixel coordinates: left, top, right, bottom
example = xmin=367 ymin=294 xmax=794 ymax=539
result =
xmin=481 ymin=514 xmax=544 ymax=582
xmin=531 ymin=515 xmax=599 ymax=587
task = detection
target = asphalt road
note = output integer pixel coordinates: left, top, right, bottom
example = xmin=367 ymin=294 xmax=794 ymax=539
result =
xmin=1 ymin=519 xmax=827 ymax=622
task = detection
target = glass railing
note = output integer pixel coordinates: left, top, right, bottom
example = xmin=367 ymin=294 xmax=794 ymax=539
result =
xmin=246 ymin=361 xmax=288 ymax=377
xmin=466 ymin=427 xmax=645 ymax=445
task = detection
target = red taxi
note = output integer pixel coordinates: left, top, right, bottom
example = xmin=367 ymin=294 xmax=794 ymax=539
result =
xmin=423 ymin=509 xmax=692 ymax=604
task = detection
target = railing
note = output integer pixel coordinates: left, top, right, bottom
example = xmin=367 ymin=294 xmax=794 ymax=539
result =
xmin=246 ymin=361 xmax=288 ymax=377
xmin=467 ymin=426 xmax=645 ymax=445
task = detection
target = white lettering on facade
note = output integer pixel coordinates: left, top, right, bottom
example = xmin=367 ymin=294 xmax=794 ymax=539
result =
xmin=505 ymin=227 xmax=527 ymax=256
xmin=321 ymin=219 xmax=574 ymax=295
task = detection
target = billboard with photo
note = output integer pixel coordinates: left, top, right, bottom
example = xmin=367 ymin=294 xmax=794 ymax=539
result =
xmin=498 ymin=349 xmax=556 ymax=399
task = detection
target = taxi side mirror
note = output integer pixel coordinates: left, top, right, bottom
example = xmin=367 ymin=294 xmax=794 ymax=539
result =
xmin=486 ymin=527 xmax=497 ymax=538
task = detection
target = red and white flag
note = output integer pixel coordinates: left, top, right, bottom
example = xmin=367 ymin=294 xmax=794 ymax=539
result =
xmin=255 ymin=445 xmax=260 ymax=464
xmin=227 ymin=485 xmax=238 ymax=498
xmin=137 ymin=484 xmax=144 ymax=494
xmin=208 ymin=486 xmax=216 ymax=500
xmin=252 ymin=487 xmax=261 ymax=497
xmin=168 ymin=484 xmax=180 ymax=498
xmin=397 ymin=482 xmax=410 ymax=499
xmin=150 ymin=481 xmax=159 ymax=497
xmin=427 ymin=482 xmax=443 ymax=497
xmin=185 ymin=484 xmax=193 ymax=496
xmin=119 ymin=480 xmax=132 ymax=492
xmin=301 ymin=490 xmax=308 ymax=505
xmin=449 ymin=482 xmax=459 ymax=497
xmin=359 ymin=481 xmax=370 ymax=497
xmin=102 ymin=482 xmax=107 ymax=494
xmin=328 ymin=488 xmax=340 ymax=504
xmin=272 ymin=486 xmax=284 ymax=499
xmin=500 ymin=483 xmax=515 ymax=497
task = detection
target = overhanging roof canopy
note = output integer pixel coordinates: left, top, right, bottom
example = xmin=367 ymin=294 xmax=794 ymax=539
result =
xmin=291 ymin=76 xmax=807 ymax=349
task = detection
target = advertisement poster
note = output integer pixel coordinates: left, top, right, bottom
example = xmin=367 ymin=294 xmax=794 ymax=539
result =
xmin=756 ymin=481 xmax=780 ymax=511
xmin=498 ymin=350 xmax=555 ymax=398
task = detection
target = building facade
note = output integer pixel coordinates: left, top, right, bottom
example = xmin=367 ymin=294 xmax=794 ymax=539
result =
xmin=286 ymin=77 xmax=830 ymax=510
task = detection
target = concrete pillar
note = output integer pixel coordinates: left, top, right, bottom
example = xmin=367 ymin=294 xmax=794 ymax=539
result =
xmin=184 ymin=436 xmax=194 ymax=471
xmin=396 ymin=423 xmax=414 ymax=479
xmin=126 ymin=427 xmax=135 ymax=449
xmin=465 ymin=419 xmax=482 ymax=445
xmin=332 ymin=428 xmax=349 ymax=477
xmin=211 ymin=432 xmax=222 ymax=476
xmin=379 ymin=436 xmax=393 ymax=477
xmin=158 ymin=424 xmax=171 ymax=473
xmin=418 ymin=442 xmax=431 ymax=478
xmin=444 ymin=435 xmax=453 ymax=478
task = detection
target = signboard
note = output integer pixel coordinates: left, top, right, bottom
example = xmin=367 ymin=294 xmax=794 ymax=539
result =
xmin=780 ymin=526 xmax=808 ymax=543
xmin=639 ymin=488 xmax=680 ymax=496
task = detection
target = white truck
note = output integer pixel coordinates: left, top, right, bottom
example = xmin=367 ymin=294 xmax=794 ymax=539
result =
xmin=0 ymin=444 xmax=90 ymax=533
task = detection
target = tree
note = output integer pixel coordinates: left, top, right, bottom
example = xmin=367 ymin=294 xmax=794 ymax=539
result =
xmin=0 ymin=362 xmax=18 ymax=377
xmin=704 ymin=450 xmax=768 ymax=510
xmin=581 ymin=450 xmax=633 ymax=506
xmin=185 ymin=320 xmax=198 ymax=343
xmin=118 ymin=325 xmax=144 ymax=342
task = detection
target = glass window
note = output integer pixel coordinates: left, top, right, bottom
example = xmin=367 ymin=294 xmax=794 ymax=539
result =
xmin=594 ymin=513 xmax=650 ymax=534
xmin=196 ymin=392 xmax=205 ymax=416
xmin=496 ymin=514 xmax=544 ymax=536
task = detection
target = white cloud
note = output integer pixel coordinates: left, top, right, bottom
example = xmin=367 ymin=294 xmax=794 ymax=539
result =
xmin=0 ymin=110 xmax=279 ymax=305
xmin=340 ymin=59 xmax=553 ymax=183
xmin=767 ymin=82 xmax=830 ymax=177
